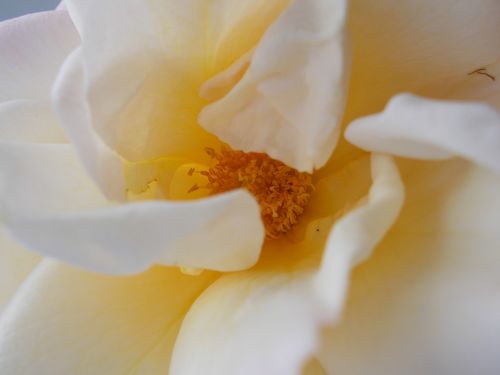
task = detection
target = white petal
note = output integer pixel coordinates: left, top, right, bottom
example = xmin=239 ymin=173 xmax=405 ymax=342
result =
xmin=52 ymin=48 xmax=125 ymax=200
xmin=317 ymin=159 xmax=500 ymax=375
xmin=0 ymin=142 xmax=264 ymax=274
xmin=0 ymin=100 xmax=66 ymax=143
xmin=0 ymin=10 xmax=79 ymax=102
xmin=346 ymin=94 xmax=500 ymax=173
xmin=314 ymin=154 xmax=404 ymax=318
xmin=0 ymin=142 xmax=108 ymax=215
xmin=7 ymin=191 xmax=263 ymax=275
xmin=346 ymin=0 xmax=500 ymax=119
xmin=0 ymin=260 xmax=216 ymax=374
xmin=200 ymin=0 xmax=349 ymax=172
xmin=170 ymin=155 xmax=403 ymax=375
xmin=0 ymin=227 xmax=40 ymax=314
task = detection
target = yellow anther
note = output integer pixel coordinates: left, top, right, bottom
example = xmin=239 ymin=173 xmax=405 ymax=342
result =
xmin=202 ymin=146 xmax=314 ymax=239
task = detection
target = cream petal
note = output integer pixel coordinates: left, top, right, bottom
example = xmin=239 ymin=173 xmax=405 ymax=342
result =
xmin=0 ymin=100 xmax=66 ymax=143
xmin=170 ymin=155 xmax=403 ymax=375
xmin=346 ymin=94 xmax=500 ymax=173
xmin=170 ymin=270 xmax=320 ymax=375
xmin=200 ymin=0 xmax=349 ymax=172
xmin=0 ymin=142 xmax=264 ymax=274
xmin=346 ymin=0 xmax=500 ymax=121
xmin=422 ymin=60 xmax=500 ymax=109
xmin=0 ymin=227 xmax=40 ymax=314
xmin=316 ymin=159 xmax=500 ymax=375
xmin=0 ymin=10 xmax=79 ymax=102
xmin=0 ymin=260 xmax=217 ymax=374
xmin=314 ymin=154 xmax=404 ymax=319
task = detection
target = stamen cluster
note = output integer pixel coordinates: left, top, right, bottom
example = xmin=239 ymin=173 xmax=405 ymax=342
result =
xmin=200 ymin=147 xmax=314 ymax=239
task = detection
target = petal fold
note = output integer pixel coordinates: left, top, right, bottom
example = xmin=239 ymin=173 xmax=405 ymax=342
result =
xmin=200 ymin=0 xmax=349 ymax=172
xmin=346 ymin=94 xmax=500 ymax=174
xmin=0 ymin=228 xmax=40 ymax=314
xmin=0 ymin=142 xmax=264 ymax=274
xmin=316 ymin=159 xmax=500 ymax=375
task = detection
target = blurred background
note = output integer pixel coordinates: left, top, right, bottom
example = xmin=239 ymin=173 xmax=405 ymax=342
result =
xmin=0 ymin=0 xmax=60 ymax=21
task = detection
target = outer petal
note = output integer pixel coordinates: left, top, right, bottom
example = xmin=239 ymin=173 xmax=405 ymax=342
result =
xmin=0 ymin=142 xmax=264 ymax=274
xmin=0 ymin=10 xmax=79 ymax=102
xmin=346 ymin=0 xmax=500 ymax=121
xmin=170 ymin=155 xmax=403 ymax=375
xmin=200 ymin=0 xmax=349 ymax=172
xmin=0 ymin=100 xmax=66 ymax=143
xmin=317 ymin=159 xmax=500 ymax=375
xmin=346 ymin=94 xmax=500 ymax=173
xmin=0 ymin=228 xmax=40 ymax=314
xmin=0 ymin=260 xmax=217 ymax=374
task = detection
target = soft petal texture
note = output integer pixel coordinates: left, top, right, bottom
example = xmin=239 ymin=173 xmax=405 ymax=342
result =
xmin=346 ymin=94 xmax=500 ymax=173
xmin=200 ymin=0 xmax=349 ymax=172
xmin=170 ymin=155 xmax=403 ymax=375
xmin=0 ymin=100 xmax=66 ymax=143
xmin=346 ymin=0 xmax=500 ymax=121
xmin=0 ymin=260 xmax=217 ymax=374
xmin=53 ymin=48 xmax=125 ymax=200
xmin=0 ymin=10 xmax=79 ymax=102
xmin=63 ymin=0 xmax=290 ymax=164
xmin=317 ymin=158 xmax=500 ymax=375
xmin=0 ymin=228 xmax=40 ymax=313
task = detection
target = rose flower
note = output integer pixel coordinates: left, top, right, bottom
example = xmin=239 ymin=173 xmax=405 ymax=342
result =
xmin=0 ymin=1 xmax=499 ymax=374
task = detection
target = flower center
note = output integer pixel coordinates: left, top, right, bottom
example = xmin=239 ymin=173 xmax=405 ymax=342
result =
xmin=193 ymin=147 xmax=314 ymax=239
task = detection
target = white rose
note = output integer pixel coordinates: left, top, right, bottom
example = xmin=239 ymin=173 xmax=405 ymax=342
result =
xmin=0 ymin=1 xmax=499 ymax=375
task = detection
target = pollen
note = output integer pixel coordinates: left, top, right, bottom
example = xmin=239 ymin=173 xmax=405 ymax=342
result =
xmin=200 ymin=146 xmax=314 ymax=240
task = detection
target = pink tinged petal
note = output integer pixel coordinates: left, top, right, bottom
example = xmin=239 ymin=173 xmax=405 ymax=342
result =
xmin=316 ymin=159 xmax=500 ymax=375
xmin=0 ymin=100 xmax=66 ymax=143
xmin=200 ymin=0 xmax=349 ymax=172
xmin=169 ymin=156 xmax=403 ymax=375
xmin=0 ymin=10 xmax=79 ymax=102
xmin=57 ymin=1 xmax=66 ymax=10
xmin=346 ymin=94 xmax=500 ymax=173
xmin=0 ymin=143 xmax=264 ymax=275
xmin=0 ymin=260 xmax=217 ymax=374
xmin=0 ymin=228 xmax=40 ymax=314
